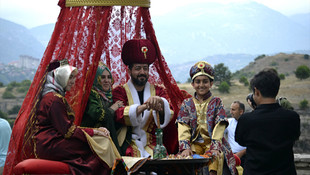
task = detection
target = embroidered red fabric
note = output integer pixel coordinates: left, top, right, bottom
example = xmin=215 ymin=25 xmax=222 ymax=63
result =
xmin=4 ymin=1 xmax=186 ymax=174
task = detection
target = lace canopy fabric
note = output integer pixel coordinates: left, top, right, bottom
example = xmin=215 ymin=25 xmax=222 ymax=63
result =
xmin=4 ymin=0 xmax=187 ymax=174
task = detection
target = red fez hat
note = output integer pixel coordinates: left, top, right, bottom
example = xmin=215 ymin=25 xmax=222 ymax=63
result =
xmin=121 ymin=39 xmax=157 ymax=65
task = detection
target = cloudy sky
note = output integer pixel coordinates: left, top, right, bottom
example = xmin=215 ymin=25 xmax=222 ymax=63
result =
xmin=0 ymin=0 xmax=309 ymax=28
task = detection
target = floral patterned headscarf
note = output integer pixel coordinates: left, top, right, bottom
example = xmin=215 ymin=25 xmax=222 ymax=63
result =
xmin=93 ymin=62 xmax=113 ymax=102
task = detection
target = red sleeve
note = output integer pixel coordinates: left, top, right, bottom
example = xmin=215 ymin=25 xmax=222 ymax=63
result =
xmin=82 ymin=128 xmax=94 ymax=136
xmin=112 ymin=85 xmax=128 ymax=125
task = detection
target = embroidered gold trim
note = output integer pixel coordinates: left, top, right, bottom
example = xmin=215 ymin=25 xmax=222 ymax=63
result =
xmin=54 ymin=93 xmax=65 ymax=99
xmin=66 ymin=0 xmax=150 ymax=7
xmin=65 ymin=124 xmax=77 ymax=138
xmin=145 ymin=145 xmax=153 ymax=157
xmin=123 ymin=106 xmax=132 ymax=126
xmin=192 ymin=96 xmax=212 ymax=142
xmin=143 ymin=110 xmax=154 ymax=131
xmin=123 ymin=84 xmax=134 ymax=105
xmin=131 ymin=140 xmax=141 ymax=157
xmin=98 ymin=109 xmax=105 ymax=121
xmin=123 ymin=83 xmax=134 ymax=126
xmin=150 ymin=84 xmax=155 ymax=96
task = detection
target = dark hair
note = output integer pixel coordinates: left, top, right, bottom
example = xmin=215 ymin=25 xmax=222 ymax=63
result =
xmin=128 ymin=64 xmax=134 ymax=70
xmin=192 ymin=76 xmax=214 ymax=83
xmin=233 ymin=101 xmax=245 ymax=112
xmin=250 ymin=68 xmax=280 ymax=98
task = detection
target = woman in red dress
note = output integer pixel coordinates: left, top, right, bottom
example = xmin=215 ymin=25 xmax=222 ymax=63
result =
xmin=34 ymin=61 xmax=116 ymax=175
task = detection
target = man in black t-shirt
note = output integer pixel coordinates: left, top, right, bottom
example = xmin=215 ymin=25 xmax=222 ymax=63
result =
xmin=235 ymin=68 xmax=300 ymax=175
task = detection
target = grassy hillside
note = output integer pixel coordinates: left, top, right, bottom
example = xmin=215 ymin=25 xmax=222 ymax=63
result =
xmin=178 ymin=75 xmax=310 ymax=113
xmin=179 ymin=53 xmax=310 ymax=112
xmin=233 ymin=53 xmax=310 ymax=79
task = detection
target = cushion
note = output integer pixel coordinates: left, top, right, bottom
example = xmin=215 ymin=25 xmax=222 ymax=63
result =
xmin=13 ymin=159 xmax=70 ymax=175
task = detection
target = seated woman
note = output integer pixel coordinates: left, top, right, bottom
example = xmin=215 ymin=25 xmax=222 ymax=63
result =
xmin=34 ymin=60 xmax=119 ymax=175
xmin=81 ymin=62 xmax=131 ymax=156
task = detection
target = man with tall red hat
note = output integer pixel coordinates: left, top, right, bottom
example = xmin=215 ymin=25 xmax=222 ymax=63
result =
xmin=112 ymin=39 xmax=173 ymax=158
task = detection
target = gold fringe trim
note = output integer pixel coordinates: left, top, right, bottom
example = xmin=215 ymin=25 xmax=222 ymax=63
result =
xmin=66 ymin=0 xmax=150 ymax=7
xmin=65 ymin=124 xmax=77 ymax=138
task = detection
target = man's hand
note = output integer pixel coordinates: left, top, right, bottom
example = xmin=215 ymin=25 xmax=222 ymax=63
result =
xmin=94 ymin=127 xmax=110 ymax=137
xmin=144 ymin=96 xmax=164 ymax=111
xmin=136 ymin=103 xmax=148 ymax=116
xmin=236 ymin=149 xmax=246 ymax=158
xmin=181 ymin=149 xmax=193 ymax=157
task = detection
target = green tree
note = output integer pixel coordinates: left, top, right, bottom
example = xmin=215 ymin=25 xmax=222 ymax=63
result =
xmin=299 ymin=99 xmax=309 ymax=110
xmin=295 ymin=65 xmax=310 ymax=80
xmin=214 ymin=63 xmax=231 ymax=85
xmin=17 ymin=86 xmax=29 ymax=93
xmin=239 ymin=76 xmax=249 ymax=86
xmin=2 ymin=91 xmax=16 ymax=99
xmin=304 ymin=54 xmax=309 ymax=60
xmin=6 ymin=84 xmax=14 ymax=91
xmin=279 ymin=74 xmax=285 ymax=80
xmin=8 ymin=105 xmax=21 ymax=115
xmin=8 ymin=81 xmax=19 ymax=87
xmin=0 ymin=110 xmax=8 ymax=120
xmin=0 ymin=82 xmax=3 ymax=87
xmin=20 ymin=80 xmax=31 ymax=87
xmin=218 ymin=81 xmax=230 ymax=93
xmin=254 ymin=54 xmax=266 ymax=61
xmin=186 ymin=77 xmax=192 ymax=83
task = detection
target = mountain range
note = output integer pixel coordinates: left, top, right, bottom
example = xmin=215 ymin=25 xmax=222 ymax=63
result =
xmin=0 ymin=1 xmax=309 ymax=83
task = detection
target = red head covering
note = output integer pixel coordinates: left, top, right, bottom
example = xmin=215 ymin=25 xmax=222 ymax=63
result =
xmin=121 ymin=39 xmax=157 ymax=65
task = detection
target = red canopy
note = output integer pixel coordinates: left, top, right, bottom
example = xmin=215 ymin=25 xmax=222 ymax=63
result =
xmin=4 ymin=1 xmax=187 ymax=174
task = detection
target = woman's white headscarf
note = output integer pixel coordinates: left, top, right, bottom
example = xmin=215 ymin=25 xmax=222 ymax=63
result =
xmin=42 ymin=64 xmax=78 ymax=96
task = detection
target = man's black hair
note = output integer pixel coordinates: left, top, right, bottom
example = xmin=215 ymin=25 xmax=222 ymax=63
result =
xmin=250 ymin=68 xmax=280 ymax=98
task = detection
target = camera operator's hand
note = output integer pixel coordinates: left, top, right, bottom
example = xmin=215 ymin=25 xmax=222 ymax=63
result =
xmin=246 ymin=93 xmax=257 ymax=110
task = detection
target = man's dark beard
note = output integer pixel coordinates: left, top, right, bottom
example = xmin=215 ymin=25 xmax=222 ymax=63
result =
xmin=132 ymin=75 xmax=148 ymax=86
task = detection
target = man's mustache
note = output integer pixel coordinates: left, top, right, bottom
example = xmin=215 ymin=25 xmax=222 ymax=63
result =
xmin=138 ymin=74 xmax=147 ymax=78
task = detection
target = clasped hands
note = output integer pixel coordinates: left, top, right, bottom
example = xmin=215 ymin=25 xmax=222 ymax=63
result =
xmin=143 ymin=96 xmax=164 ymax=111
xmin=93 ymin=127 xmax=110 ymax=137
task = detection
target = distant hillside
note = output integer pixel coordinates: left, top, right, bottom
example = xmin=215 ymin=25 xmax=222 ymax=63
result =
xmin=233 ymin=53 xmax=310 ymax=79
xmin=30 ymin=23 xmax=55 ymax=47
xmin=169 ymin=53 xmax=258 ymax=83
xmin=0 ymin=64 xmax=36 ymax=85
xmin=152 ymin=2 xmax=310 ymax=64
xmin=0 ymin=18 xmax=45 ymax=64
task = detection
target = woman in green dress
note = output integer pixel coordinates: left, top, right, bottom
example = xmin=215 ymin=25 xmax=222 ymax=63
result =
xmin=81 ymin=62 xmax=130 ymax=155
